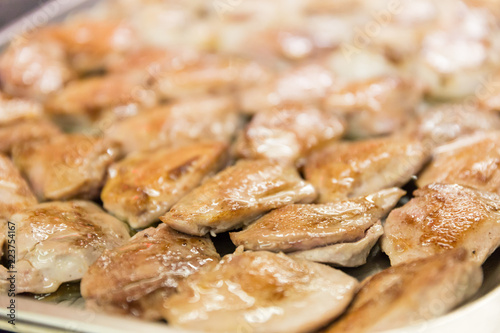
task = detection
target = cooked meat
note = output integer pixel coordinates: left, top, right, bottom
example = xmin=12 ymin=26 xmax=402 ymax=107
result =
xmin=324 ymin=249 xmax=482 ymax=333
xmin=323 ymin=76 xmax=422 ymax=138
xmin=0 ymin=119 xmax=61 ymax=154
xmin=0 ymin=154 xmax=37 ymax=219
xmin=289 ymin=221 xmax=384 ymax=267
xmin=12 ymin=200 xmax=130 ymax=294
xmin=163 ymin=249 xmax=359 ymax=333
xmin=161 ymin=159 xmax=317 ymax=236
xmin=381 ymin=183 xmax=500 ymax=265
xmin=102 ymin=142 xmax=228 ymax=228
xmin=407 ymin=103 xmax=500 ymax=149
xmin=417 ymin=132 xmax=500 ymax=193
xmin=105 ymin=95 xmax=240 ymax=154
xmin=0 ymin=93 xmax=43 ymax=125
xmin=304 ymin=135 xmax=429 ymax=202
xmin=230 ymin=187 xmax=404 ymax=253
xmin=81 ymin=224 xmax=219 ymax=320
xmin=234 ymin=103 xmax=345 ymax=165
xmin=12 ymin=134 xmax=121 ymax=201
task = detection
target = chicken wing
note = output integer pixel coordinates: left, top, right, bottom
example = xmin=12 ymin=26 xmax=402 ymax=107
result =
xmin=163 ymin=249 xmax=359 ymax=333
xmin=234 ymin=103 xmax=345 ymax=165
xmin=161 ymin=159 xmax=316 ymax=236
xmin=324 ymin=249 xmax=482 ymax=333
xmin=81 ymin=224 xmax=219 ymax=320
xmin=102 ymin=142 xmax=228 ymax=228
xmin=417 ymin=132 xmax=500 ymax=193
xmin=105 ymin=95 xmax=240 ymax=154
xmin=12 ymin=200 xmax=130 ymax=294
xmin=12 ymin=134 xmax=121 ymax=201
xmin=304 ymin=135 xmax=429 ymax=202
xmin=230 ymin=188 xmax=404 ymax=257
xmin=382 ymin=183 xmax=500 ymax=265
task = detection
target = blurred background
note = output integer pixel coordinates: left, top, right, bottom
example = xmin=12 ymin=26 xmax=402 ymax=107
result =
xmin=0 ymin=0 xmax=50 ymax=28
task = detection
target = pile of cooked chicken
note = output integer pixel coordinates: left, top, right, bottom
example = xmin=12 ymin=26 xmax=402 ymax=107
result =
xmin=1 ymin=0 xmax=500 ymax=331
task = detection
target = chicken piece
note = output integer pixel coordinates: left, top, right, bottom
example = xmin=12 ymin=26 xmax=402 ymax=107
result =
xmin=231 ymin=188 xmax=403 ymax=253
xmin=324 ymin=248 xmax=482 ymax=333
xmin=234 ymin=104 xmax=345 ymax=165
xmin=163 ymin=249 xmax=359 ymax=333
xmin=477 ymin=71 xmax=500 ymax=112
xmin=105 ymin=95 xmax=240 ymax=154
xmin=304 ymin=135 xmax=429 ymax=202
xmin=12 ymin=200 xmax=130 ymax=294
xmin=0 ymin=119 xmax=61 ymax=154
xmin=323 ymin=76 xmax=422 ymax=138
xmin=290 ymin=221 xmax=384 ymax=267
xmin=382 ymin=183 xmax=500 ymax=265
xmin=161 ymin=159 xmax=317 ymax=236
xmin=102 ymin=142 xmax=228 ymax=228
xmin=0 ymin=92 xmax=43 ymax=125
xmin=417 ymin=132 xmax=500 ymax=193
xmin=45 ymin=72 xmax=158 ymax=131
xmin=407 ymin=103 xmax=500 ymax=149
xmin=81 ymin=224 xmax=219 ymax=320
xmin=0 ymin=155 xmax=37 ymax=220
xmin=12 ymin=134 xmax=121 ymax=201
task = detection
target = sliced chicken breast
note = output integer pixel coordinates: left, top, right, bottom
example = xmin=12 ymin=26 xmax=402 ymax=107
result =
xmin=382 ymin=183 xmax=500 ymax=265
xmin=324 ymin=249 xmax=482 ymax=333
xmin=163 ymin=249 xmax=359 ymax=333
xmin=102 ymin=142 xmax=228 ymax=228
xmin=81 ymin=224 xmax=219 ymax=320
xmin=161 ymin=159 xmax=317 ymax=236
xmin=12 ymin=201 xmax=130 ymax=294
xmin=304 ymin=135 xmax=429 ymax=202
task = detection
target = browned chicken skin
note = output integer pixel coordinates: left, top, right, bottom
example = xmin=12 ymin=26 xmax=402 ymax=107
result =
xmin=324 ymin=249 xmax=482 ymax=333
xmin=102 ymin=142 xmax=228 ymax=228
xmin=382 ymin=183 xmax=500 ymax=265
xmin=0 ymin=119 xmax=61 ymax=154
xmin=81 ymin=224 xmax=219 ymax=320
xmin=417 ymin=131 xmax=500 ymax=193
xmin=163 ymin=249 xmax=359 ymax=333
xmin=0 ymin=92 xmax=43 ymax=125
xmin=230 ymin=188 xmax=404 ymax=256
xmin=305 ymin=135 xmax=429 ymax=202
xmin=234 ymin=103 xmax=345 ymax=165
xmin=12 ymin=134 xmax=121 ymax=201
xmin=11 ymin=201 xmax=130 ymax=294
xmin=161 ymin=159 xmax=317 ymax=236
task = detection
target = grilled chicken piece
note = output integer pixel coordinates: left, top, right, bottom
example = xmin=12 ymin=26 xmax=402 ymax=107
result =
xmin=407 ymin=103 xmax=500 ymax=149
xmin=102 ymin=142 xmax=228 ymax=228
xmin=304 ymin=135 xmax=429 ymax=202
xmin=12 ymin=200 xmax=130 ymax=294
xmin=105 ymin=95 xmax=239 ymax=154
xmin=12 ymin=134 xmax=121 ymax=201
xmin=324 ymin=249 xmax=482 ymax=333
xmin=81 ymin=224 xmax=219 ymax=320
xmin=163 ymin=249 xmax=359 ymax=333
xmin=234 ymin=104 xmax=345 ymax=165
xmin=0 ymin=119 xmax=61 ymax=154
xmin=323 ymin=76 xmax=422 ymax=138
xmin=231 ymin=188 xmax=403 ymax=258
xmin=0 ymin=93 xmax=43 ymax=125
xmin=417 ymin=132 xmax=500 ymax=193
xmin=0 ymin=155 xmax=37 ymax=220
xmin=382 ymin=183 xmax=500 ymax=265
xmin=161 ymin=159 xmax=316 ymax=236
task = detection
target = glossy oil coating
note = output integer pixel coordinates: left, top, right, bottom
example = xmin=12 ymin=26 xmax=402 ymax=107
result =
xmin=10 ymin=200 xmax=130 ymax=294
xmin=382 ymin=183 xmax=500 ymax=265
xmin=231 ymin=188 xmax=404 ymax=252
xmin=305 ymin=135 xmax=429 ymax=202
xmin=161 ymin=159 xmax=317 ymax=236
xmin=12 ymin=134 xmax=122 ymax=200
xmin=163 ymin=249 xmax=359 ymax=333
xmin=324 ymin=249 xmax=482 ymax=333
xmin=102 ymin=142 xmax=228 ymax=228
xmin=81 ymin=224 xmax=219 ymax=320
